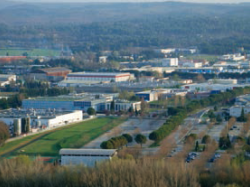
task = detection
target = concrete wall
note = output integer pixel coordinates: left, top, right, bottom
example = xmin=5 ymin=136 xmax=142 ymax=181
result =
xmin=61 ymin=155 xmax=111 ymax=167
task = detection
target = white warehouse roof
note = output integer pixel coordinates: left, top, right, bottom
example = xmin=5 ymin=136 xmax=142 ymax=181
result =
xmin=59 ymin=149 xmax=117 ymax=156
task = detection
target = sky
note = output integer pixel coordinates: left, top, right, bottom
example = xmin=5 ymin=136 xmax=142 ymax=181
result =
xmin=12 ymin=0 xmax=250 ymax=3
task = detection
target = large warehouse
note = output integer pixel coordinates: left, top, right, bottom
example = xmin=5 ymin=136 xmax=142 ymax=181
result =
xmin=22 ymin=94 xmax=113 ymax=112
xmin=59 ymin=149 xmax=117 ymax=167
xmin=66 ymin=72 xmax=133 ymax=83
xmin=29 ymin=67 xmax=72 ymax=81
xmin=0 ymin=109 xmax=82 ymax=135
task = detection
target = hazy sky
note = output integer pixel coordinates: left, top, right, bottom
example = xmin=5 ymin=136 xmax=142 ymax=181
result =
xmin=12 ymin=0 xmax=250 ymax=3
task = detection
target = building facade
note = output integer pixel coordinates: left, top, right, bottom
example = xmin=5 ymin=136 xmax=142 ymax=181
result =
xmin=60 ymin=149 xmax=117 ymax=167
xmin=66 ymin=72 xmax=133 ymax=83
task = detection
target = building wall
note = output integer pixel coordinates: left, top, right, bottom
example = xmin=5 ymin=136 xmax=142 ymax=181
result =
xmin=45 ymin=111 xmax=82 ymax=128
xmin=106 ymin=101 xmax=141 ymax=112
xmin=67 ymin=73 xmax=131 ymax=82
xmin=23 ymin=100 xmax=75 ymax=110
xmin=230 ymin=106 xmax=250 ymax=117
xmin=23 ymin=99 xmax=106 ymax=112
xmin=0 ymin=111 xmax=83 ymax=129
xmin=162 ymin=58 xmax=178 ymax=67
xmin=61 ymin=155 xmax=112 ymax=167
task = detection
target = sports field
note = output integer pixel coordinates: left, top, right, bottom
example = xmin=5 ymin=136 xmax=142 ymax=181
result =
xmin=0 ymin=117 xmax=126 ymax=157
xmin=0 ymin=48 xmax=61 ymax=56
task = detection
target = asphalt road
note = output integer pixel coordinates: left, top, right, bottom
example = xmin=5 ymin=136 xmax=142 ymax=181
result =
xmin=84 ymin=118 xmax=165 ymax=149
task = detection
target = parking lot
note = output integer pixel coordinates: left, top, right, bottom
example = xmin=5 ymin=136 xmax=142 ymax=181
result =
xmin=84 ymin=118 xmax=165 ymax=148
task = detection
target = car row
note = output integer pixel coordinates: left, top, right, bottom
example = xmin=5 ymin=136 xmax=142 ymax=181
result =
xmin=209 ymin=153 xmax=221 ymax=162
xmin=186 ymin=152 xmax=198 ymax=163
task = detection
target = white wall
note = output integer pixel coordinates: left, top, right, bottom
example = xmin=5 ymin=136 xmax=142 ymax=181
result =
xmin=61 ymin=155 xmax=112 ymax=167
xmin=0 ymin=111 xmax=83 ymax=128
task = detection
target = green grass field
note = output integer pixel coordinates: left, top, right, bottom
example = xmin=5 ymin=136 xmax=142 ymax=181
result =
xmin=0 ymin=48 xmax=61 ymax=56
xmin=185 ymin=54 xmax=219 ymax=62
xmin=0 ymin=117 xmax=126 ymax=157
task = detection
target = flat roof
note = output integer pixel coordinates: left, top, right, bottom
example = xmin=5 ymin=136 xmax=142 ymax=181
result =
xmin=0 ymin=109 xmax=81 ymax=119
xmin=68 ymin=72 xmax=130 ymax=76
xmin=24 ymin=96 xmax=107 ymax=102
xmin=59 ymin=149 xmax=117 ymax=156
xmin=34 ymin=67 xmax=71 ymax=73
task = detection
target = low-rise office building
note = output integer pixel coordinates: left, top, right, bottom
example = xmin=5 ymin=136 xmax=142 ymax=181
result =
xmin=207 ymin=79 xmax=237 ymax=85
xmin=0 ymin=109 xmax=83 ymax=135
xmin=105 ymin=100 xmax=141 ymax=112
xmin=176 ymin=67 xmax=223 ymax=74
xmin=181 ymin=83 xmax=244 ymax=92
xmin=135 ymin=90 xmax=160 ymax=101
xmin=22 ymin=94 xmax=113 ymax=112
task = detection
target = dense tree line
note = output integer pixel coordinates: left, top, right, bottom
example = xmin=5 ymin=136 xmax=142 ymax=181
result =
xmin=0 ymin=94 xmax=25 ymax=110
xmin=20 ymin=81 xmax=70 ymax=97
xmin=149 ymin=86 xmax=250 ymax=143
xmin=1 ymin=2 xmax=250 ymax=55
xmin=101 ymin=134 xmax=133 ymax=149
xmin=0 ymin=122 xmax=10 ymax=147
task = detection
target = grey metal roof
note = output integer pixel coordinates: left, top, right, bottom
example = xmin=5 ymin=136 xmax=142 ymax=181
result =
xmin=59 ymin=149 xmax=117 ymax=156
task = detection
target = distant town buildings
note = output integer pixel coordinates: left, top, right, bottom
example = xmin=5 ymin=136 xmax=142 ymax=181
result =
xmin=162 ymin=58 xmax=178 ymax=67
xmin=219 ymin=53 xmax=245 ymax=61
xmin=0 ymin=74 xmax=16 ymax=87
xmin=207 ymin=79 xmax=237 ymax=85
xmin=181 ymin=82 xmax=244 ymax=92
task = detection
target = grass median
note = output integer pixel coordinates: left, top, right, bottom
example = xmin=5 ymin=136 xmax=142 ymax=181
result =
xmin=0 ymin=117 xmax=127 ymax=157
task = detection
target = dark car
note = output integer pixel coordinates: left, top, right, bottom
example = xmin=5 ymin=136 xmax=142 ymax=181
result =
xmin=209 ymin=157 xmax=216 ymax=162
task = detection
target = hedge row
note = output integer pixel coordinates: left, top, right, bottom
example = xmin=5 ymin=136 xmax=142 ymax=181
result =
xmin=100 ymin=134 xmax=133 ymax=149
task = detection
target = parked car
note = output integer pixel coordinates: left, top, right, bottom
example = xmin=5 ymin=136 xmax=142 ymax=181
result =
xmin=214 ymin=153 xmax=221 ymax=158
xmin=209 ymin=158 xmax=216 ymax=162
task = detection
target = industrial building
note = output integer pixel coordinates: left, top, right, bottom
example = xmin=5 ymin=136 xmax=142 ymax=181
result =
xmin=58 ymin=72 xmax=134 ymax=87
xmin=219 ymin=53 xmax=245 ymax=61
xmin=135 ymin=90 xmax=159 ymax=101
xmin=229 ymin=106 xmax=250 ymax=117
xmin=67 ymin=72 xmax=133 ymax=83
xmin=22 ymin=93 xmax=113 ymax=112
xmin=176 ymin=67 xmax=223 ymax=74
xmin=0 ymin=74 xmax=16 ymax=86
xmin=230 ymin=94 xmax=250 ymax=117
xmin=105 ymin=100 xmax=141 ymax=112
xmin=60 ymin=149 xmax=117 ymax=167
xmin=207 ymin=79 xmax=237 ymax=85
xmin=182 ymin=62 xmax=203 ymax=68
xmin=162 ymin=58 xmax=178 ymax=67
xmin=181 ymin=83 xmax=244 ymax=92
xmin=29 ymin=67 xmax=72 ymax=81
xmin=0 ymin=109 xmax=83 ymax=136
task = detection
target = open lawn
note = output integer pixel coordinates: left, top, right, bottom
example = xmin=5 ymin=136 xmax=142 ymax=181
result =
xmin=0 ymin=48 xmax=61 ymax=56
xmin=185 ymin=54 xmax=219 ymax=62
xmin=0 ymin=117 xmax=126 ymax=157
